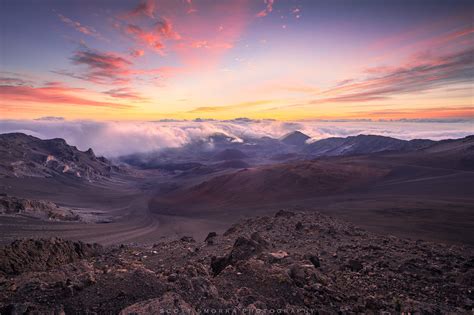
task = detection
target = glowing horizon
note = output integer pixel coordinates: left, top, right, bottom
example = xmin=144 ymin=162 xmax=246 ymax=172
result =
xmin=1 ymin=0 xmax=473 ymax=121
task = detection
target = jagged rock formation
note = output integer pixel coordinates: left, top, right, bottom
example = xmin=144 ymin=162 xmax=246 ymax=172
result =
xmin=0 ymin=133 xmax=119 ymax=180
xmin=0 ymin=238 xmax=102 ymax=275
xmin=0 ymin=194 xmax=80 ymax=221
xmin=0 ymin=211 xmax=472 ymax=314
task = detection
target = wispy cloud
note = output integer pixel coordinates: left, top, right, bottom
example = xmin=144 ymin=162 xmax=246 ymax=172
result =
xmin=103 ymin=87 xmax=147 ymax=101
xmin=56 ymin=47 xmax=133 ymax=85
xmin=34 ymin=116 xmax=65 ymax=121
xmin=350 ymin=106 xmax=474 ymax=119
xmin=57 ymin=13 xmax=103 ymax=40
xmin=130 ymin=49 xmax=145 ymax=57
xmin=0 ymin=77 xmax=31 ymax=86
xmin=121 ymin=19 xmax=180 ymax=54
xmin=316 ymin=47 xmax=474 ymax=104
xmin=189 ymin=100 xmax=274 ymax=113
xmin=125 ymin=0 xmax=156 ymax=19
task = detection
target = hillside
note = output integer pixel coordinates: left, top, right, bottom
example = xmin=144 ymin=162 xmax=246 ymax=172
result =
xmin=155 ymin=160 xmax=388 ymax=207
xmin=304 ymin=134 xmax=434 ymax=157
xmin=0 ymin=133 xmax=119 ymax=181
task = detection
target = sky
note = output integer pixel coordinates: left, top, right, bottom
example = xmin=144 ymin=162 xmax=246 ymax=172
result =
xmin=0 ymin=0 xmax=473 ymax=121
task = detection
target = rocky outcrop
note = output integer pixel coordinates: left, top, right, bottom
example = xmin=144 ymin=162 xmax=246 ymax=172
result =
xmin=0 ymin=133 xmax=120 ymax=180
xmin=211 ymin=232 xmax=268 ymax=275
xmin=0 ymin=211 xmax=472 ymax=313
xmin=0 ymin=194 xmax=80 ymax=221
xmin=0 ymin=238 xmax=102 ymax=275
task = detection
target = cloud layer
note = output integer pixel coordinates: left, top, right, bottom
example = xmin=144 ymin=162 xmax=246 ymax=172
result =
xmin=0 ymin=119 xmax=472 ymax=158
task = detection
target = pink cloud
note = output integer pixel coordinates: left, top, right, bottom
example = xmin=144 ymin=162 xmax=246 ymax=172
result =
xmin=155 ymin=18 xmax=181 ymax=40
xmin=124 ymin=23 xmax=165 ymax=52
xmin=256 ymin=0 xmax=274 ymax=18
xmin=115 ymin=0 xmax=253 ymax=74
xmin=126 ymin=0 xmax=156 ymax=19
xmin=168 ymin=1 xmax=252 ymax=69
xmin=317 ymin=47 xmax=474 ymax=104
xmin=121 ymin=18 xmax=181 ymax=54
xmin=130 ymin=49 xmax=145 ymax=57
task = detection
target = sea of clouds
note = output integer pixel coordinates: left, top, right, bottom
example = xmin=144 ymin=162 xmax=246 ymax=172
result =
xmin=1 ymin=118 xmax=473 ymax=157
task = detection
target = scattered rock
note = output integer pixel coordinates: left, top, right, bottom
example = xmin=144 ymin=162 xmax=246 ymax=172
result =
xmin=269 ymin=251 xmax=289 ymax=260
xmin=119 ymin=292 xmax=196 ymax=315
xmin=275 ymin=210 xmax=296 ymax=218
xmin=167 ymin=273 xmax=178 ymax=282
xmin=180 ymin=236 xmax=195 ymax=243
xmin=0 ymin=211 xmax=472 ymax=314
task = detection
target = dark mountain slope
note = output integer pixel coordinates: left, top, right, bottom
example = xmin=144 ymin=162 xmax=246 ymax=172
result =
xmin=213 ymin=149 xmax=248 ymax=161
xmin=280 ymin=131 xmax=310 ymax=146
xmin=0 ymin=133 xmax=119 ymax=180
xmin=154 ymin=160 xmax=388 ymax=208
xmin=304 ymin=134 xmax=434 ymax=157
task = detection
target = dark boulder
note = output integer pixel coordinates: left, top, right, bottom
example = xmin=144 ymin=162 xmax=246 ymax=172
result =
xmin=205 ymin=232 xmax=217 ymax=245
xmin=306 ymin=255 xmax=320 ymax=268
xmin=346 ymin=259 xmax=363 ymax=272
xmin=180 ymin=236 xmax=195 ymax=243
xmin=210 ymin=233 xmax=268 ymax=276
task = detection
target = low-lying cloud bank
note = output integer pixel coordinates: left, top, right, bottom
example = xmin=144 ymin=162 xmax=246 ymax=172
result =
xmin=1 ymin=119 xmax=473 ymax=157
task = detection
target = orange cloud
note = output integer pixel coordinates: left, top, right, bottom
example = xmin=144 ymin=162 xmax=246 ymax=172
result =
xmin=0 ymin=83 xmax=131 ymax=109
xmin=350 ymin=106 xmax=474 ymax=120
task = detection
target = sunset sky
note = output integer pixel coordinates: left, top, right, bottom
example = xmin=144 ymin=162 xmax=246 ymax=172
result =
xmin=0 ymin=0 xmax=473 ymax=121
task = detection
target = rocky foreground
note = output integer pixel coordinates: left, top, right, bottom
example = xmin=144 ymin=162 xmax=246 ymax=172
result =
xmin=0 ymin=210 xmax=473 ymax=314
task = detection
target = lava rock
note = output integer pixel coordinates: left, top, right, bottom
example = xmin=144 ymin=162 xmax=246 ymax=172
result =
xmin=275 ymin=210 xmax=296 ymax=218
xmin=205 ymin=232 xmax=217 ymax=245
xmin=180 ymin=236 xmax=195 ymax=243
xmin=119 ymin=292 xmax=196 ymax=315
